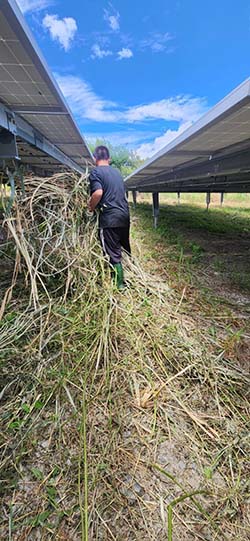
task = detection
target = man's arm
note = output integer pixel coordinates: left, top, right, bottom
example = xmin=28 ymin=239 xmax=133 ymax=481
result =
xmin=88 ymin=189 xmax=103 ymax=212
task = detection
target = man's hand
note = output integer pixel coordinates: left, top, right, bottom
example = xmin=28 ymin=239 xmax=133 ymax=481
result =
xmin=88 ymin=189 xmax=103 ymax=212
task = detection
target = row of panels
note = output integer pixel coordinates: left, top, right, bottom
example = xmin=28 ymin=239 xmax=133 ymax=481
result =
xmin=125 ymin=79 xmax=250 ymax=193
xmin=0 ymin=0 xmax=93 ymax=174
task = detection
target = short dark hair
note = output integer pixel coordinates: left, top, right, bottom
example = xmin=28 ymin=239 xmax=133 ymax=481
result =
xmin=93 ymin=145 xmax=110 ymax=161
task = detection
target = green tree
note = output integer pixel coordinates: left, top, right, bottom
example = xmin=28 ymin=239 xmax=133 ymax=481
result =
xmin=88 ymin=139 xmax=144 ymax=178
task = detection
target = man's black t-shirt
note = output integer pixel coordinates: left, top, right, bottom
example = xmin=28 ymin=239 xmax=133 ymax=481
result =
xmin=89 ymin=165 xmax=130 ymax=228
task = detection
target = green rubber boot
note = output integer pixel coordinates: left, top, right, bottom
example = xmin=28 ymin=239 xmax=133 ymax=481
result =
xmin=113 ymin=262 xmax=125 ymax=290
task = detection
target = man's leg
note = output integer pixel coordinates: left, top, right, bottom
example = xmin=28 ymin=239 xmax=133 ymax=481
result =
xmin=99 ymin=228 xmax=125 ymax=289
xmin=120 ymin=225 xmax=131 ymax=256
xmin=99 ymin=227 xmax=121 ymax=263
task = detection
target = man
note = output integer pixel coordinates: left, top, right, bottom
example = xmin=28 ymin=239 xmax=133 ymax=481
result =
xmin=88 ymin=145 xmax=131 ymax=289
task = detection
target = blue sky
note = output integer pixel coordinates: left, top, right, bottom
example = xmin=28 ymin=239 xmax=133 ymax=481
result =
xmin=17 ymin=0 xmax=250 ymax=157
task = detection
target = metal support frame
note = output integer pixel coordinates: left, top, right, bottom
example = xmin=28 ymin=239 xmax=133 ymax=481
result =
xmin=177 ymin=191 xmax=181 ymax=205
xmin=130 ymin=168 xmax=250 ymax=194
xmin=0 ymin=100 xmax=85 ymax=174
xmin=152 ymin=192 xmax=159 ymax=228
xmin=132 ymin=190 xmax=137 ymax=208
xmin=206 ymin=191 xmax=211 ymax=210
xmin=125 ymin=143 xmax=250 ymax=194
xmin=220 ymin=192 xmax=224 ymax=206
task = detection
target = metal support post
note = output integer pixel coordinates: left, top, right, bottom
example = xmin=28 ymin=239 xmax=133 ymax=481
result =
xmin=0 ymin=128 xmax=19 ymax=160
xmin=152 ymin=192 xmax=159 ymax=228
xmin=5 ymin=168 xmax=16 ymax=214
xmin=220 ymin=192 xmax=224 ymax=206
xmin=132 ymin=190 xmax=137 ymax=208
xmin=206 ymin=191 xmax=211 ymax=210
xmin=177 ymin=191 xmax=181 ymax=205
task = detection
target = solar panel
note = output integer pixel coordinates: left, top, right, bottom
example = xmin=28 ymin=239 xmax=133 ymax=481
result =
xmin=125 ymin=79 xmax=250 ymax=193
xmin=0 ymin=0 xmax=92 ymax=174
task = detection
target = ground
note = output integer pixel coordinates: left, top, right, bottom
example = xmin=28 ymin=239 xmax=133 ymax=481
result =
xmin=0 ymin=189 xmax=250 ymax=540
xmin=132 ymin=196 xmax=250 ymax=334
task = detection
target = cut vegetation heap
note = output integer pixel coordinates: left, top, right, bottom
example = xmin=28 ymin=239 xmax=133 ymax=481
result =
xmin=0 ymin=173 xmax=249 ymax=540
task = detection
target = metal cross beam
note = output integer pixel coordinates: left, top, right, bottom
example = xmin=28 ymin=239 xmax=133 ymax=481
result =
xmin=12 ymin=106 xmax=67 ymax=114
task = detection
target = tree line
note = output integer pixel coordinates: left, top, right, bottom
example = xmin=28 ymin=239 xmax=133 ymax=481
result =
xmin=88 ymin=138 xmax=144 ymax=178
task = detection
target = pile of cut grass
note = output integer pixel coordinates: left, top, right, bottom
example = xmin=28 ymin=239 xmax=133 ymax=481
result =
xmin=0 ymin=174 xmax=249 ymax=540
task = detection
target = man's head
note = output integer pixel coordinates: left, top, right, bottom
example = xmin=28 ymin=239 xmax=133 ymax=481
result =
xmin=93 ymin=145 xmax=110 ymax=166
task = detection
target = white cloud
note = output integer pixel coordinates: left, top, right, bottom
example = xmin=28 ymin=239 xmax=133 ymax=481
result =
xmin=86 ymin=130 xmax=158 ymax=147
xmin=117 ymin=47 xmax=133 ymax=60
xmin=140 ymin=32 xmax=173 ymax=53
xmin=16 ymin=0 xmax=52 ymax=13
xmin=136 ymin=122 xmax=192 ymax=159
xmin=91 ymin=44 xmax=113 ymax=59
xmin=104 ymin=8 xmax=120 ymax=31
xmin=55 ymin=74 xmax=207 ymax=126
xmin=125 ymin=96 xmax=206 ymax=123
xmin=55 ymin=74 xmax=118 ymax=122
xmin=109 ymin=14 xmax=120 ymax=31
xmin=42 ymin=14 xmax=77 ymax=51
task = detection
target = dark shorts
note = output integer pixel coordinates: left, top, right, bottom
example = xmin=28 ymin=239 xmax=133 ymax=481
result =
xmin=99 ymin=226 xmax=131 ymax=264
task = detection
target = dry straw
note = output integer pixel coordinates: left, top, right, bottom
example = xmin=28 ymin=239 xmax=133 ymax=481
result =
xmin=0 ymin=172 xmax=249 ymax=540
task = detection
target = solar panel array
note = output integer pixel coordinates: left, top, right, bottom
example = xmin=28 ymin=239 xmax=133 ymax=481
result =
xmin=0 ymin=0 xmax=92 ymax=174
xmin=125 ymin=79 xmax=250 ymax=193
